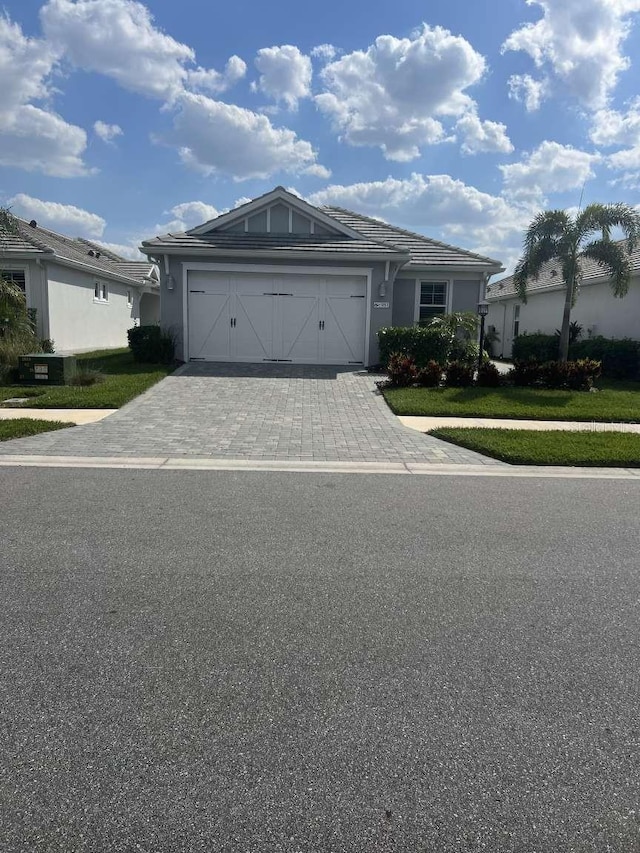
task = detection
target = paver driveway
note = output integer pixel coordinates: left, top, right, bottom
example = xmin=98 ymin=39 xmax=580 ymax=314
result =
xmin=0 ymin=363 xmax=499 ymax=465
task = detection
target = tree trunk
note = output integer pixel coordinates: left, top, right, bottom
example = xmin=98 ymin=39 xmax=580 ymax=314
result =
xmin=558 ymin=276 xmax=574 ymax=363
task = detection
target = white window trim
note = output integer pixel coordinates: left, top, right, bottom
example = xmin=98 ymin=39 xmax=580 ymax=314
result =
xmin=94 ymin=281 xmax=109 ymax=303
xmin=413 ymin=277 xmax=452 ymax=324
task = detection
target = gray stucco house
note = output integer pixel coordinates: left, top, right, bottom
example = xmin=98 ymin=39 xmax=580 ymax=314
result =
xmin=140 ymin=186 xmax=503 ymax=366
xmin=1 ymin=221 xmax=160 ymax=352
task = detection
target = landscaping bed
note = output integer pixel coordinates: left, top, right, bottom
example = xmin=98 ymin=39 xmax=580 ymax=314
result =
xmin=384 ymin=381 xmax=640 ymax=422
xmin=0 ymin=418 xmax=72 ymax=442
xmin=0 ymin=349 xmax=174 ymax=409
xmin=430 ymin=427 xmax=640 ymax=467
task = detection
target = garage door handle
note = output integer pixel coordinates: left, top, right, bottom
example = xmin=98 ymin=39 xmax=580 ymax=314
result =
xmin=319 ymin=320 xmax=325 ymax=330
xmin=230 ymin=317 xmax=237 ymax=327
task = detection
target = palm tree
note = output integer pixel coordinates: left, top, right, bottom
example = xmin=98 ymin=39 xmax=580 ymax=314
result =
xmin=513 ymin=203 xmax=640 ymax=362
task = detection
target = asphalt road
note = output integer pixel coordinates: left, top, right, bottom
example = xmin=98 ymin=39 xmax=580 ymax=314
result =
xmin=1 ymin=468 xmax=639 ymax=852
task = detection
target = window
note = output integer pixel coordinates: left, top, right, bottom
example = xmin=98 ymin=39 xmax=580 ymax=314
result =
xmin=1 ymin=269 xmax=26 ymax=292
xmin=513 ymin=305 xmax=520 ymax=337
xmin=94 ymin=282 xmax=108 ymax=302
xmin=418 ymin=281 xmax=448 ymax=325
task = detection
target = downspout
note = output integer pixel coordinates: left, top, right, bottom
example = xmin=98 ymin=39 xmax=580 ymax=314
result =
xmin=35 ymin=258 xmax=50 ymax=341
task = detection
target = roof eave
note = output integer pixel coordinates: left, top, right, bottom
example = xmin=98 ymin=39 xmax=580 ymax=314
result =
xmin=139 ymin=245 xmax=410 ymax=262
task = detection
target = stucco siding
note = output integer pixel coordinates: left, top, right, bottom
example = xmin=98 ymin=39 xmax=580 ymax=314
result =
xmin=392 ymin=279 xmax=416 ymax=326
xmin=140 ymin=292 xmax=160 ymax=325
xmin=451 ymin=279 xmax=481 ymax=314
xmin=488 ymin=275 xmax=640 ymax=357
xmin=162 ymin=256 xmax=389 ymax=364
xmin=47 ymin=262 xmax=140 ymax=351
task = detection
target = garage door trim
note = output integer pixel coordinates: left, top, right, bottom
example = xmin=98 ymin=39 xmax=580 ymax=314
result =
xmin=182 ymin=263 xmax=372 ymax=365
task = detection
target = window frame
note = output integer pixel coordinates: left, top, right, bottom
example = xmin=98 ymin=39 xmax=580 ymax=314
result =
xmin=1 ymin=265 xmax=30 ymax=304
xmin=94 ymin=281 xmax=109 ymax=303
xmin=513 ymin=304 xmax=520 ymax=338
xmin=413 ymin=278 xmax=452 ymax=326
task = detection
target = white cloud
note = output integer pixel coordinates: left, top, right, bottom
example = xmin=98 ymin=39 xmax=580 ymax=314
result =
xmin=42 ymin=0 xmax=246 ymax=101
xmin=507 ymin=74 xmax=548 ymax=111
xmin=41 ymin=0 xmax=195 ymax=100
xmin=94 ymin=120 xmax=123 ymax=142
xmin=590 ymin=97 xmax=640 ymax=146
xmin=167 ymin=201 xmax=220 ymax=229
xmin=311 ymin=44 xmax=337 ymax=62
xmin=0 ymin=14 xmax=89 ymax=177
xmin=159 ymin=92 xmax=323 ymax=180
xmin=315 ymin=24 xmax=487 ymax=161
xmin=187 ymin=55 xmax=247 ymax=94
xmin=500 ymin=141 xmax=601 ymax=200
xmin=0 ymin=104 xmax=89 ymax=177
xmin=302 ymin=163 xmax=332 ymax=178
xmin=8 ymin=193 xmax=105 ymax=237
xmin=502 ymin=0 xmax=640 ymax=109
xmin=456 ymin=111 xmax=513 ymax=154
xmin=608 ymin=145 xmax=640 ymax=170
xmin=253 ymin=45 xmax=312 ymax=110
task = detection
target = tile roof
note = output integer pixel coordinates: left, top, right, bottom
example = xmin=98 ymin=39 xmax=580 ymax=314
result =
xmin=1 ymin=219 xmax=153 ymax=284
xmin=486 ymin=240 xmax=640 ymax=299
xmin=321 ymin=206 xmax=503 ymax=270
xmin=141 ymin=231 xmax=408 ymax=258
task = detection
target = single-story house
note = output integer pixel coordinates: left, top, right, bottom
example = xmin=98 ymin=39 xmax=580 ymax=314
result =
xmin=0 ymin=220 xmax=160 ymax=352
xmin=140 ymin=186 xmax=503 ymax=366
xmin=486 ymin=240 xmax=640 ymax=357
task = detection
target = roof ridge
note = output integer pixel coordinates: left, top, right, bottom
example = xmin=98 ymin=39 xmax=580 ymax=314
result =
xmin=321 ymin=205 xmax=502 ymax=266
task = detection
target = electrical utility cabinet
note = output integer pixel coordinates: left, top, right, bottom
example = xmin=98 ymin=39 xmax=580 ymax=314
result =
xmin=18 ymin=354 xmax=77 ymax=385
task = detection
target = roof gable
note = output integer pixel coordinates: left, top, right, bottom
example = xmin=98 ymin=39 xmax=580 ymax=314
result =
xmin=187 ymin=186 xmax=363 ymax=241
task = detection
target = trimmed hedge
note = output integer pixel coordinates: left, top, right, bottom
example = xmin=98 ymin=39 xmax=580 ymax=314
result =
xmin=509 ymin=358 xmax=602 ymax=391
xmin=513 ymin=332 xmax=640 ymax=379
xmin=127 ymin=325 xmax=175 ymax=364
xmin=378 ymin=326 xmax=449 ymax=368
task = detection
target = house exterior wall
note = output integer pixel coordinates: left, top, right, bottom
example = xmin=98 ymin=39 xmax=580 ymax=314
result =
xmin=392 ymin=275 xmax=484 ymax=327
xmin=140 ymin=292 xmax=160 ymax=325
xmin=161 ymin=255 xmax=390 ymax=364
xmin=392 ymin=278 xmax=416 ymax=326
xmin=488 ymin=274 xmax=640 ymax=357
xmin=46 ymin=262 xmax=140 ymax=351
xmin=451 ymin=279 xmax=482 ymax=314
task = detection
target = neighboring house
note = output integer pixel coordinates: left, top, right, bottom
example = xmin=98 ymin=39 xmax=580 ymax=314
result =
xmin=486 ymin=241 xmax=640 ymax=357
xmin=0 ymin=220 xmax=160 ymax=352
xmin=140 ymin=186 xmax=503 ymax=366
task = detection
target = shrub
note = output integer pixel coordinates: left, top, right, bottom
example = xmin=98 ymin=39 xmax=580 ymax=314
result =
xmin=476 ymin=362 xmax=502 ymax=387
xmin=386 ymin=353 xmax=418 ymax=387
xmin=571 ymin=337 xmax=640 ymax=380
xmin=509 ymin=359 xmax=602 ymax=390
xmin=445 ymin=360 xmax=474 ymax=387
xmin=512 ymin=333 xmax=558 ymax=363
xmin=416 ymin=360 xmax=442 ymax=387
xmin=40 ymin=338 xmax=55 ymax=353
xmin=378 ymin=326 xmax=449 ymax=368
xmin=449 ymin=337 xmax=481 ymax=367
xmin=127 ymin=325 xmax=175 ymax=364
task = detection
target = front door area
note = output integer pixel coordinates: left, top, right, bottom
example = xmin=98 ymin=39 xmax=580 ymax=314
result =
xmin=187 ymin=270 xmax=367 ymax=365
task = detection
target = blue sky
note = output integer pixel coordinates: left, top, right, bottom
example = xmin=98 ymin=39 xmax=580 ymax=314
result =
xmin=2 ymin=0 xmax=640 ymax=270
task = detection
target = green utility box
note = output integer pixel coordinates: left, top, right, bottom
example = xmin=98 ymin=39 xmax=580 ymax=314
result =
xmin=18 ymin=354 xmax=77 ymax=385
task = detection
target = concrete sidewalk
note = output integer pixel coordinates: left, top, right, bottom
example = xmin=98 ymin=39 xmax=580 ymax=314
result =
xmin=400 ymin=415 xmax=640 ymax=433
xmin=0 ymin=408 xmax=115 ymax=424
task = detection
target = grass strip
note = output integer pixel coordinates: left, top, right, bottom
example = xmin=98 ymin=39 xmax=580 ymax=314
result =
xmin=430 ymin=427 xmax=640 ymax=467
xmin=384 ymin=382 xmax=640 ymax=423
xmin=0 ymin=348 xmax=174 ymax=409
xmin=0 ymin=418 xmax=72 ymax=442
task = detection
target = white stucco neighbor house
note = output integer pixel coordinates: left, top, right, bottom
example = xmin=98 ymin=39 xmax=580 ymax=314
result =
xmin=140 ymin=186 xmax=503 ymax=366
xmin=486 ymin=240 xmax=640 ymax=358
xmin=0 ymin=219 xmax=160 ymax=352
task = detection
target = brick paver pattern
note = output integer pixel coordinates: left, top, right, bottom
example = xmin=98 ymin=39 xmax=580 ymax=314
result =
xmin=0 ymin=363 xmax=501 ymax=464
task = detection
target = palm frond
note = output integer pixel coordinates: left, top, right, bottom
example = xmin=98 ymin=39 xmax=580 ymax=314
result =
xmin=582 ymin=239 xmax=632 ymax=297
xmin=577 ymin=202 xmax=640 ymax=251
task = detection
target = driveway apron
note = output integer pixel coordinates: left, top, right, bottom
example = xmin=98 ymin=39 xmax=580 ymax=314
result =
xmin=0 ymin=363 xmax=499 ymax=465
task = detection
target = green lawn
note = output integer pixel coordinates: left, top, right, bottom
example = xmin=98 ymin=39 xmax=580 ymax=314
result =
xmin=383 ymin=381 xmax=640 ymax=422
xmin=430 ymin=427 xmax=640 ymax=466
xmin=0 ymin=349 xmax=174 ymax=409
xmin=0 ymin=418 xmax=72 ymax=441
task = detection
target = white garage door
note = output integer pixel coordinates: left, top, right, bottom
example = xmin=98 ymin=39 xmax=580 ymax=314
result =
xmin=187 ymin=270 xmax=367 ymax=365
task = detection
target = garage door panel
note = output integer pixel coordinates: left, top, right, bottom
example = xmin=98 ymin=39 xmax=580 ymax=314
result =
xmin=281 ymin=295 xmax=320 ymax=362
xmin=235 ymin=294 xmax=276 ymax=360
xmin=323 ymin=296 xmax=366 ymax=364
xmin=189 ymin=293 xmax=231 ymax=360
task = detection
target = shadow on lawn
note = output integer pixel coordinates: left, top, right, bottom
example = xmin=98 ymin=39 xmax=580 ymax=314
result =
xmin=446 ymin=386 xmax=575 ymax=411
